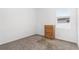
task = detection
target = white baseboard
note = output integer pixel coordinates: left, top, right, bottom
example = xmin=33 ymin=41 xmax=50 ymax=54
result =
xmin=37 ymin=34 xmax=77 ymax=43
xmin=56 ymin=37 xmax=77 ymax=43
xmin=0 ymin=34 xmax=35 ymax=45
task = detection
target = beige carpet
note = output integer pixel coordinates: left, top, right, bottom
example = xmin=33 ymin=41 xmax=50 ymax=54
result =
xmin=0 ymin=35 xmax=78 ymax=50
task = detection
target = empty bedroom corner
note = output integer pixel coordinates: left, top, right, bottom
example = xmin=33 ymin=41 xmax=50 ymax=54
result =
xmin=0 ymin=8 xmax=78 ymax=50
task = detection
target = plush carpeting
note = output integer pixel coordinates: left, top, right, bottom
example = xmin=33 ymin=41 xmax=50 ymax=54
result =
xmin=0 ymin=35 xmax=78 ymax=50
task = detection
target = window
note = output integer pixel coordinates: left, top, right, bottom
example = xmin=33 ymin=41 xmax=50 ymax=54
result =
xmin=56 ymin=8 xmax=70 ymax=23
xmin=56 ymin=8 xmax=71 ymax=29
xmin=57 ymin=16 xmax=70 ymax=23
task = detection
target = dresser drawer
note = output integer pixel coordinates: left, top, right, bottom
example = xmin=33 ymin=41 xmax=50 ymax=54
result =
xmin=45 ymin=29 xmax=53 ymax=32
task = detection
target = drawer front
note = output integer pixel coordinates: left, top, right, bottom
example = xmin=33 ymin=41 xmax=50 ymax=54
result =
xmin=45 ymin=29 xmax=53 ymax=33
xmin=45 ymin=32 xmax=53 ymax=39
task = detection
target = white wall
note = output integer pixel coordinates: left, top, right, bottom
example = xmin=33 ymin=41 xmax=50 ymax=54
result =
xmin=36 ymin=8 xmax=56 ymax=35
xmin=36 ymin=8 xmax=77 ymax=43
xmin=0 ymin=8 xmax=36 ymax=45
xmin=77 ymin=9 xmax=79 ymax=46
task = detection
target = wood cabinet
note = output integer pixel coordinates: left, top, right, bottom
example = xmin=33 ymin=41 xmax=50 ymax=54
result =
xmin=44 ymin=25 xmax=55 ymax=39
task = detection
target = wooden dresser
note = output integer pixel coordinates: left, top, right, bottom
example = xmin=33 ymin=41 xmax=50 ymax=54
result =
xmin=44 ymin=25 xmax=55 ymax=39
